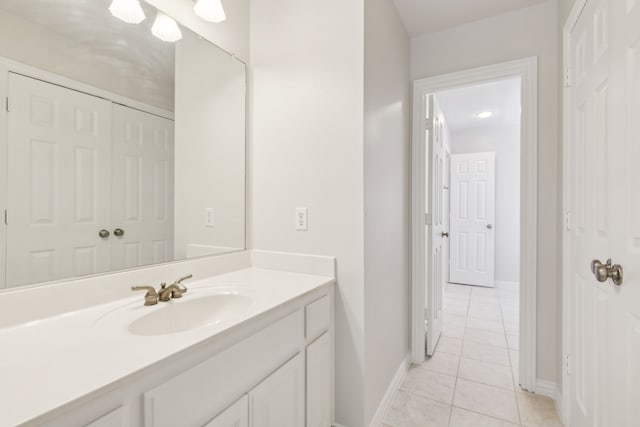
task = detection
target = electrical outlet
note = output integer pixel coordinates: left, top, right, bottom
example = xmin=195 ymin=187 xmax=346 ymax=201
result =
xmin=205 ymin=208 xmax=214 ymax=227
xmin=295 ymin=207 xmax=308 ymax=231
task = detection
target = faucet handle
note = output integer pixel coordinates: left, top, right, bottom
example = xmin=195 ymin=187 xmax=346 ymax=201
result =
xmin=175 ymin=274 xmax=193 ymax=285
xmin=131 ymin=285 xmax=159 ymax=306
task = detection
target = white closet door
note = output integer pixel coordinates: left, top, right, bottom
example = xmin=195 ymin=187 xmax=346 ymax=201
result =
xmin=111 ymin=104 xmax=174 ymax=270
xmin=6 ymin=73 xmax=112 ymax=287
xmin=449 ymin=152 xmax=496 ymax=287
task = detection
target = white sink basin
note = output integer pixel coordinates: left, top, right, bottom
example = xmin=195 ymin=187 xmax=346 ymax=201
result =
xmin=128 ymin=293 xmax=254 ymax=336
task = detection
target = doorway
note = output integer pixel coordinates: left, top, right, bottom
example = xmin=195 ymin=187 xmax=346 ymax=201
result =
xmin=410 ymin=58 xmax=538 ymax=393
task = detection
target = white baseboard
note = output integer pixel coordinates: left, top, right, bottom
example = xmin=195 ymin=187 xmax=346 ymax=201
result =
xmin=368 ymin=353 xmax=411 ymax=427
xmin=535 ymin=379 xmax=563 ymax=420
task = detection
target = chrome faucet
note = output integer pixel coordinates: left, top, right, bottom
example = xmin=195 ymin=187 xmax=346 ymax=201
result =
xmin=132 ymin=274 xmax=192 ymax=305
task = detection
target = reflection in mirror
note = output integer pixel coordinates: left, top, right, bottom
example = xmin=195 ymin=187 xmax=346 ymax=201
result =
xmin=0 ymin=0 xmax=246 ymax=289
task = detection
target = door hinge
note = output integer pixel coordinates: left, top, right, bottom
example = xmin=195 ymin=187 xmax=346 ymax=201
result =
xmin=565 ymin=354 xmax=572 ymax=376
xmin=4 ymin=209 xmax=7 ymax=225
xmin=5 ymin=97 xmax=9 ymax=113
xmin=565 ymin=211 xmax=572 ymax=231
xmin=564 ymin=68 xmax=573 ymax=87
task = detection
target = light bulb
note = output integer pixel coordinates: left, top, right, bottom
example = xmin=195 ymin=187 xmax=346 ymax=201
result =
xmin=109 ymin=0 xmax=146 ymax=24
xmin=476 ymin=111 xmax=493 ymax=119
xmin=152 ymin=12 xmax=183 ymax=42
xmin=194 ymin=0 xmax=227 ymax=23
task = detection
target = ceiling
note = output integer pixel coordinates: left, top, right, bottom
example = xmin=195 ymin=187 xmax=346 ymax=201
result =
xmin=436 ymin=78 xmax=521 ymax=133
xmin=391 ymin=0 xmax=550 ymax=37
xmin=0 ymin=0 xmax=175 ymax=110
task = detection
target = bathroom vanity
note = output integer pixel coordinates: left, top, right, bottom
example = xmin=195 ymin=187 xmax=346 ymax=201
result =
xmin=0 ymin=251 xmax=335 ymax=427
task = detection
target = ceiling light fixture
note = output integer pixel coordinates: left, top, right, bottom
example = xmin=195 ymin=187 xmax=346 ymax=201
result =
xmin=109 ymin=0 xmax=146 ymax=24
xmin=152 ymin=11 xmax=183 ymax=42
xmin=476 ymin=111 xmax=493 ymax=119
xmin=194 ymin=0 xmax=227 ymax=23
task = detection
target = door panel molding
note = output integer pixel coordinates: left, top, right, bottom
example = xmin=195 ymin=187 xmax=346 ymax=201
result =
xmin=410 ymin=57 xmax=538 ymax=395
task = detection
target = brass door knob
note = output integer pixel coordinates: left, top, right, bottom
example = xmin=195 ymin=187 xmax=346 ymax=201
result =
xmin=591 ymin=259 xmax=624 ymax=286
xmin=114 ymin=228 xmax=125 ymax=237
xmin=99 ymin=229 xmax=110 ymax=238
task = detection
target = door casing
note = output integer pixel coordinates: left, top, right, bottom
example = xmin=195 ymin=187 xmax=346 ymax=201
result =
xmin=410 ymin=57 xmax=538 ymax=393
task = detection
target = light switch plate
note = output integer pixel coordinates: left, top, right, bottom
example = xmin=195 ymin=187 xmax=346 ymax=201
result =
xmin=295 ymin=207 xmax=308 ymax=231
xmin=205 ymin=208 xmax=215 ymax=227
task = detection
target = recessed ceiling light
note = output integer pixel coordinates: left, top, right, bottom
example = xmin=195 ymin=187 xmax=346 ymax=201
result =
xmin=194 ymin=0 xmax=227 ymax=23
xmin=477 ymin=111 xmax=493 ymax=119
xmin=152 ymin=11 xmax=183 ymax=42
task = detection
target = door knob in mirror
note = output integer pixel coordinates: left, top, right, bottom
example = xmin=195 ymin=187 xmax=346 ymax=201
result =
xmin=99 ymin=229 xmax=110 ymax=239
xmin=114 ymin=228 xmax=125 ymax=237
xmin=591 ymin=259 xmax=624 ymax=285
xmin=486 ymin=224 xmax=493 ymax=229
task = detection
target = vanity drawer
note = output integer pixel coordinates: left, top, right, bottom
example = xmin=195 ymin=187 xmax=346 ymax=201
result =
xmin=305 ymin=295 xmax=330 ymax=342
xmin=144 ymin=310 xmax=304 ymax=427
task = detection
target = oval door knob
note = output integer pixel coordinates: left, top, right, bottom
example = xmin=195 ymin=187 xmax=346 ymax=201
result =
xmin=98 ymin=229 xmax=110 ymax=239
xmin=486 ymin=224 xmax=493 ymax=229
xmin=113 ymin=228 xmax=125 ymax=237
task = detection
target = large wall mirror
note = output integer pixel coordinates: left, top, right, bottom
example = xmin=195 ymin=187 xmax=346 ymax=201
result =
xmin=0 ymin=0 xmax=246 ymax=289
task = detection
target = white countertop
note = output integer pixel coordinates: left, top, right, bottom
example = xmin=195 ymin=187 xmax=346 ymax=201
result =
xmin=0 ymin=267 xmax=334 ymax=427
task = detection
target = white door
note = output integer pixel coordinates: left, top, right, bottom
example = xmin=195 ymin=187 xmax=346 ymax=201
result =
xmin=249 ymin=353 xmax=304 ymax=427
xmin=111 ymin=104 xmax=175 ymax=271
xmin=566 ymin=0 xmax=640 ymax=425
xmin=443 ymin=151 xmax=451 ymax=284
xmin=449 ymin=152 xmax=496 ymax=287
xmin=425 ymin=95 xmax=445 ymax=356
xmin=6 ymin=73 xmax=112 ymax=287
xmin=204 ymin=396 xmax=248 ymax=427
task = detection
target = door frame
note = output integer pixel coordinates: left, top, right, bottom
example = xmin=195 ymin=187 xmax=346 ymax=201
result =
xmin=410 ymin=57 xmax=539 ymax=393
xmin=561 ymin=0 xmax=589 ymax=423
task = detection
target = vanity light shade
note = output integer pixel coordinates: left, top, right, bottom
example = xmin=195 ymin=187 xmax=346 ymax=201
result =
xmin=194 ymin=0 xmax=227 ymax=23
xmin=109 ymin=0 xmax=146 ymax=24
xmin=152 ymin=12 xmax=183 ymax=42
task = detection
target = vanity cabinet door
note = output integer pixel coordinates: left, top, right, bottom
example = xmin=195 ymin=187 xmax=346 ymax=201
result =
xmin=204 ymin=396 xmax=248 ymax=427
xmin=249 ymin=353 xmax=304 ymax=427
xmin=306 ymin=333 xmax=332 ymax=427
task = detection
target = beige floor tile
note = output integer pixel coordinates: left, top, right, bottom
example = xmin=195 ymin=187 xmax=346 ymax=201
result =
xmin=443 ymin=313 xmax=467 ymax=327
xmin=464 ymin=327 xmax=508 ymax=348
xmin=462 ymin=341 xmax=511 ymax=366
xmin=503 ymin=320 xmax=519 ymax=335
xmin=383 ymin=390 xmax=451 ymax=427
xmin=468 ymin=307 xmax=504 ymax=322
xmin=449 ymin=407 xmax=518 ymax=427
xmin=458 ymin=357 xmax=514 ymax=390
xmin=422 ymin=351 xmax=460 ymax=376
xmin=436 ymin=336 xmax=463 ymax=355
xmin=517 ymin=392 xmax=563 ymax=427
xmin=506 ymin=334 xmax=519 ymax=350
xmin=443 ymin=323 xmax=466 ymax=338
xmin=444 ymin=305 xmax=469 ymax=316
xmin=509 ymin=350 xmax=519 ymax=385
xmin=400 ymin=367 xmax=456 ymax=404
xmin=466 ymin=318 xmax=505 ymax=333
xmin=453 ymin=379 xmax=520 ymax=423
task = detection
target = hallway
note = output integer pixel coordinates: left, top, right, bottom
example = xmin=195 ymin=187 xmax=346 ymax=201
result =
xmin=384 ymin=283 xmax=563 ymax=426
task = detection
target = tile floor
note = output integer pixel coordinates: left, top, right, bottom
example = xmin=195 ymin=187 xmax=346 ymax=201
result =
xmin=383 ymin=283 xmax=563 ymax=427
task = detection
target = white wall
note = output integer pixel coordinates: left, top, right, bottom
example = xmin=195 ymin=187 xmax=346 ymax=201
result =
xmin=411 ymin=0 xmax=560 ymax=384
xmin=448 ymin=126 xmax=521 ymax=284
xmin=249 ymin=0 xmax=366 ymax=425
xmin=147 ymin=0 xmax=249 ymax=62
xmin=363 ymin=0 xmax=411 ymax=423
xmin=174 ymin=31 xmax=246 ymax=258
